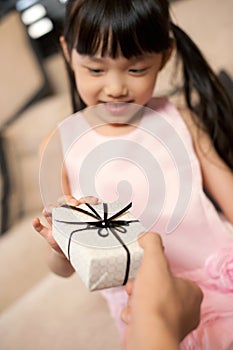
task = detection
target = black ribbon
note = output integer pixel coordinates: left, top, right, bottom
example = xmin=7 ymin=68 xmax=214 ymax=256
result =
xmin=55 ymin=202 xmax=139 ymax=286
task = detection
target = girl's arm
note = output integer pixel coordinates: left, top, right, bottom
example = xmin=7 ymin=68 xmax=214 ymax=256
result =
xmin=33 ymin=132 xmax=98 ymax=277
xmin=33 ymin=170 xmax=98 ymax=277
xmin=33 ymin=215 xmax=76 ymax=277
xmin=180 ymin=109 xmax=233 ymax=224
xmin=33 ymin=132 xmax=77 ymax=277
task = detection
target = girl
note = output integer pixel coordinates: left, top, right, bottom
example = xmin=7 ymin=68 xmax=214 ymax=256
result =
xmin=33 ymin=0 xmax=233 ymax=349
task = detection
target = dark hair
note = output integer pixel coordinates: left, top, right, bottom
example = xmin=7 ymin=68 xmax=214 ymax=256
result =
xmin=62 ymin=0 xmax=233 ymax=170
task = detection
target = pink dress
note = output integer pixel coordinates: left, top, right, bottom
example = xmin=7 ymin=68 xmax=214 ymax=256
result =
xmin=59 ymin=97 xmax=233 ymax=349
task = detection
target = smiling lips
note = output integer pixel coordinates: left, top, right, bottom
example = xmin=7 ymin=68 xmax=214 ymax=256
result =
xmin=103 ymin=102 xmax=132 ymax=115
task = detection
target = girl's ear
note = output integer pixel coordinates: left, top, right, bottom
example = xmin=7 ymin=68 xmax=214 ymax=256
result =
xmin=159 ymin=40 xmax=175 ymax=71
xmin=60 ymin=36 xmax=71 ymax=64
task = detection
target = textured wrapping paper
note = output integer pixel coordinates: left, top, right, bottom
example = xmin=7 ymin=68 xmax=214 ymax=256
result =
xmin=52 ymin=201 xmax=145 ymax=291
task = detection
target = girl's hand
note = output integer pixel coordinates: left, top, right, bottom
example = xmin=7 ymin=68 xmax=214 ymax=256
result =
xmin=33 ymin=195 xmax=75 ymax=254
xmin=32 ymin=195 xmax=99 ymax=255
xmin=32 ymin=196 xmax=98 ymax=276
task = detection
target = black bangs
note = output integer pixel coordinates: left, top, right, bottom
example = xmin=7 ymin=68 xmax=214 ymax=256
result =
xmin=65 ymin=0 xmax=171 ymax=58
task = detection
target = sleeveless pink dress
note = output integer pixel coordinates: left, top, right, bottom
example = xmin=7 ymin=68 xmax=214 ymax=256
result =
xmin=59 ymin=97 xmax=233 ymax=350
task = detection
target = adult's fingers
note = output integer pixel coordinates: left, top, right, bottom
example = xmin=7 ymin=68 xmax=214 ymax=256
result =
xmin=137 ymin=232 xmax=171 ymax=279
xmin=174 ymin=277 xmax=203 ymax=339
xmin=121 ymin=305 xmax=131 ymax=324
xmin=125 ymin=280 xmax=134 ymax=296
xmin=137 ymin=231 xmax=164 ymax=256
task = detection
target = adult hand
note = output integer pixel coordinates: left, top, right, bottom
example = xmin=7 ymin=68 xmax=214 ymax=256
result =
xmin=121 ymin=232 xmax=203 ymax=350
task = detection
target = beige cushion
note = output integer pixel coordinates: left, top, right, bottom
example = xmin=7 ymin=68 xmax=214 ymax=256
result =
xmin=0 ymin=11 xmax=46 ymax=127
xmin=0 ymin=157 xmax=4 ymax=232
xmin=0 ymin=273 xmax=121 ymax=350
xmin=0 ymin=213 xmax=49 ymax=312
xmin=2 ymin=93 xmax=71 ymax=222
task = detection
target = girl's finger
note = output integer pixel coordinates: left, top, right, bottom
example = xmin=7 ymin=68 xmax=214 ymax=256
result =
xmin=42 ymin=208 xmax=53 ymax=225
xmin=78 ymin=196 xmax=99 ymax=205
xmin=120 ymin=305 xmax=131 ymax=324
xmin=57 ymin=195 xmax=79 ymax=206
xmin=32 ymin=217 xmax=49 ymax=238
xmin=57 ymin=195 xmax=99 ymax=207
xmin=33 ymin=217 xmax=63 ymax=253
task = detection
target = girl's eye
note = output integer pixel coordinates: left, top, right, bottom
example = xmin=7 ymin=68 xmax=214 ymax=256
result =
xmin=88 ymin=68 xmax=104 ymax=75
xmin=129 ymin=68 xmax=147 ymax=75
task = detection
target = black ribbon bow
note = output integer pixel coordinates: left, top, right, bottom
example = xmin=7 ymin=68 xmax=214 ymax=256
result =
xmin=55 ymin=202 xmax=139 ymax=285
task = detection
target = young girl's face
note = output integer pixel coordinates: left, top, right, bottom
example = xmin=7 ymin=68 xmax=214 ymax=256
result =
xmin=70 ymin=50 xmax=165 ymax=118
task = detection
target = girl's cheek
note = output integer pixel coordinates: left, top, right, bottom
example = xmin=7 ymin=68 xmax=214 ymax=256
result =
xmin=75 ymin=77 xmax=90 ymax=93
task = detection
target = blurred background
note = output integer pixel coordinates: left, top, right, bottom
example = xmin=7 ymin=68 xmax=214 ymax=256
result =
xmin=0 ymin=0 xmax=66 ymax=58
xmin=0 ymin=1 xmax=233 ymax=349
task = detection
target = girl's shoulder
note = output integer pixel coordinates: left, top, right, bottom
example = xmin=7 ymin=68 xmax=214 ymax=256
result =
xmin=148 ymin=96 xmax=206 ymax=141
xmin=147 ymin=96 xmax=197 ymax=137
xmin=146 ymin=97 xmax=220 ymax=169
xmin=147 ymin=96 xmax=193 ymax=123
xmin=177 ymin=105 xmax=198 ymax=140
xmin=177 ymin=105 xmax=215 ymax=161
xmin=176 ymin=104 xmax=233 ymax=223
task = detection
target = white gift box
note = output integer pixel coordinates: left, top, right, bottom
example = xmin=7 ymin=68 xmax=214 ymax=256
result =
xmin=52 ymin=201 xmax=145 ymax=291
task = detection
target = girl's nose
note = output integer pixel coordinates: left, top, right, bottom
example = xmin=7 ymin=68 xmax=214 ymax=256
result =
xmin=105 ymin=77 xmax=128 ymax=98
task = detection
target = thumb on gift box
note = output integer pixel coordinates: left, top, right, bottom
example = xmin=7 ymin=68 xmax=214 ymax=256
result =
xmin=57 ymin=195 xmax=99 ymax=207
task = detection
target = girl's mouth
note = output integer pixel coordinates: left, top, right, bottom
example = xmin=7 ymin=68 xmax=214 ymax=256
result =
xmin=103 ymin=102 xmax=131 ymax=116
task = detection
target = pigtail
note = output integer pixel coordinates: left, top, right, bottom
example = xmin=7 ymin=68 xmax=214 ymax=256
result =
xmin=170 ymin=22 xmax=233 ymax=170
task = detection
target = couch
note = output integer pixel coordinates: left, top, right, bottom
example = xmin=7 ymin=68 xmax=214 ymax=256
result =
xmin=0 ymin=1 xmax=232 ymax=349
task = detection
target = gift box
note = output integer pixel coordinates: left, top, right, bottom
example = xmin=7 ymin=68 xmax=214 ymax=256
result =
xmin=52 ymin=201 xmax=145 ymax=291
